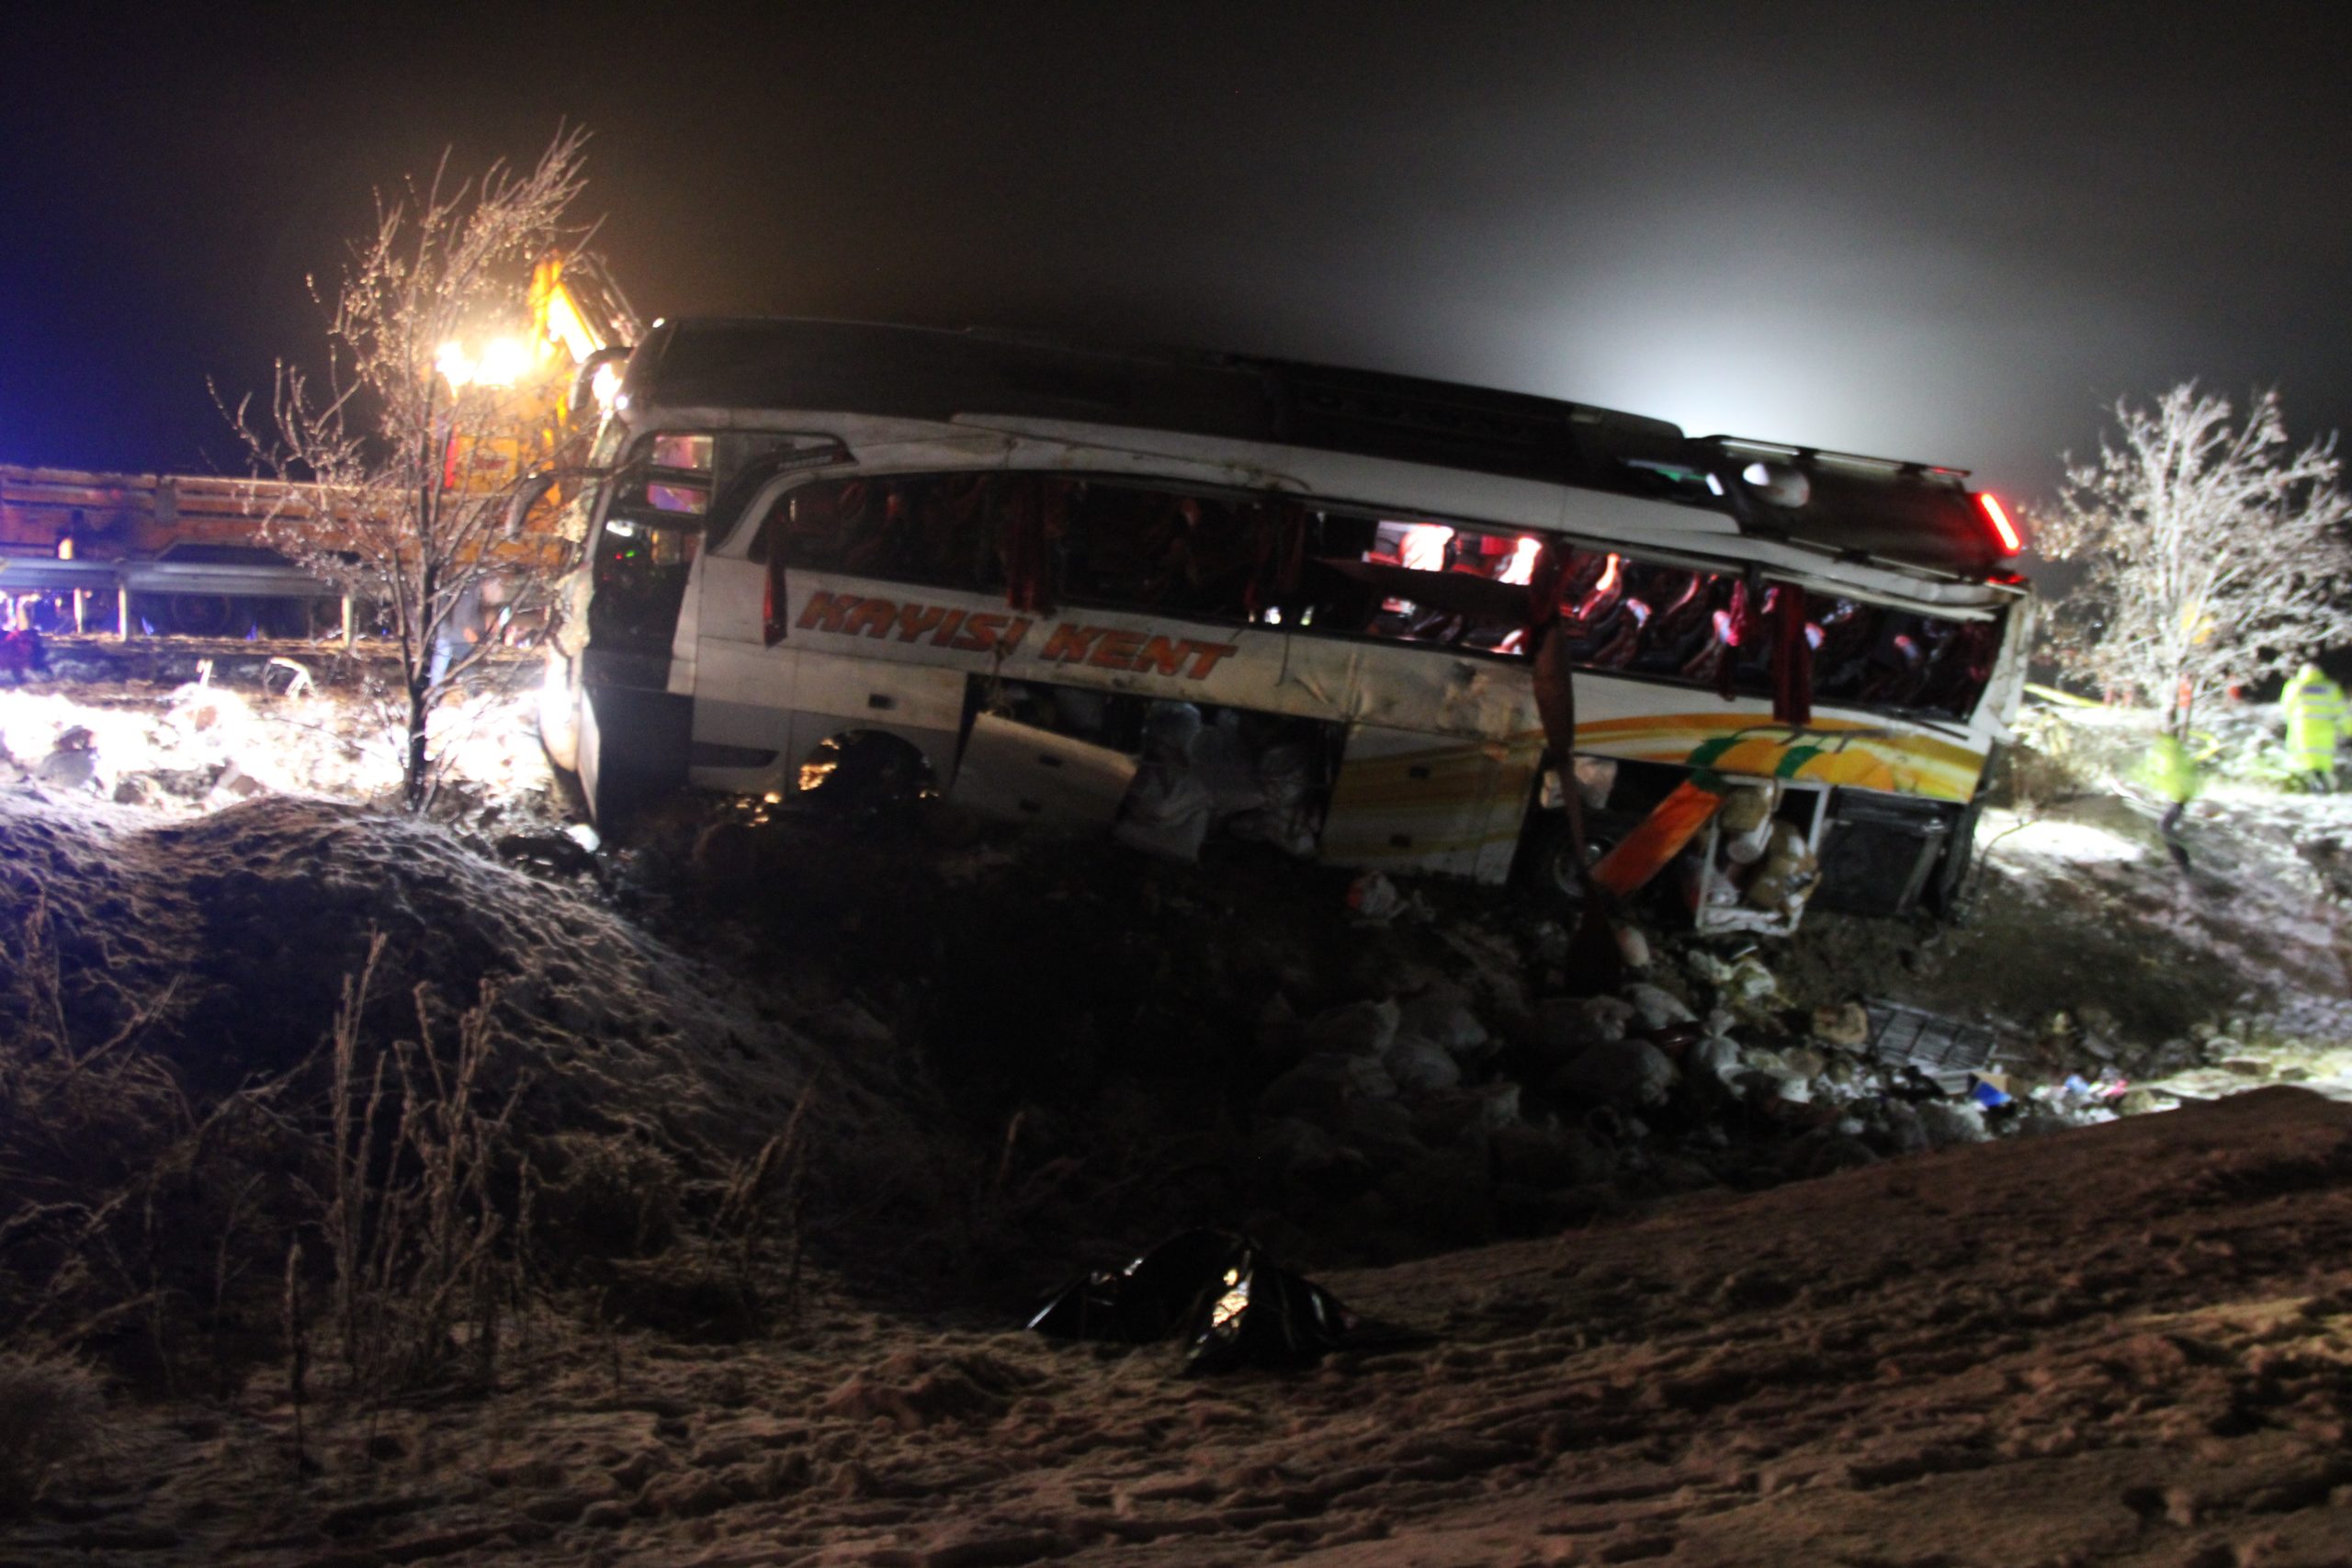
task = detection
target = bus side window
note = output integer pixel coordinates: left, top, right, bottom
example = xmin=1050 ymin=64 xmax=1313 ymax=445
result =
xmin=1812 ymin=597 xmax=1880 ymax=703
xmin=761 ymin=479 xmax=870 ymax=571
xmin=1859 ymin=612 xmax=1936 ymax=707
xmin=1446 ymin=527 xmax=1541 ymax=653
xmin=1627 ymin=566 xmax=1708 ymax=674
xmin=1555 ymin=550 xmax=1633 ymax=665
xmin=1730 ymin=584 xmax=1788 ymax=691
xmin=1674 ymin=576 xmax=1741 ymax=685
xmin=1168 ymin=497 xmax=1256 ymax=618
xmin=1917 ymin=619 xmax=1996 ymax=718
xmin=1804 ymin=599 xmax=1989 ymax=718
xmin=1060 ymin=484 xmax=1254 ymax=620
xmin=931 ymin=474 xmax=1003 ymax=592
xmin=1291 ymin=514 xmax=1383 ymax=634
xmin=1059 ymin=484 xmax=1162 ymax=609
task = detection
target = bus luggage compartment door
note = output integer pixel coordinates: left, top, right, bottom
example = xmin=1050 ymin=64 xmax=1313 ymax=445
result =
xmin=1318 ymin=725 xmax=1521 ymax=881
xmin=950 ymin=712 xmax=1140 ymax=829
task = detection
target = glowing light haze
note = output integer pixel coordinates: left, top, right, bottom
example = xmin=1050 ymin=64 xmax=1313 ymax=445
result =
xmin=5 ymin=1 xmax=2349 ymax=512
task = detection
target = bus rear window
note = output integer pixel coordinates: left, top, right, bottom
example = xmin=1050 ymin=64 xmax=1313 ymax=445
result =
xmin=1811 ymin=599 xmax=1996 ymax=720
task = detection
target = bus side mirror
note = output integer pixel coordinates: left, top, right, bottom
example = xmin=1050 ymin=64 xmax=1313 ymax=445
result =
xmin=571 ymin=345 xmax=632 ymax=419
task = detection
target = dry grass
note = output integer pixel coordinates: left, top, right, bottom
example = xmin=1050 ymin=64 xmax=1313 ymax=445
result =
xmin=0 ymin=1350 xmax=105 ymax=1515
xmin=322 ymin=933 xmax=528 ymax=1400
xmin=0 ymin=896 xmax=296 ymax=1385
xmin=2 ymin=886 xmax=820 ymax=1443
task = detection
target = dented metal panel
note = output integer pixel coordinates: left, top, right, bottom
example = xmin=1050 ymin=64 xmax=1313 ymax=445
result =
xmin=951 ymin=712 xmax=1140 ymax=829
xmin=688 ymin=650 xmax=800 ymax=795
xmin=1471 ymin=732 xmax=1547 ymax=883
xmin=791 ymin=638 xmax=963 ymax=727
xmin=1319 ymin=726 xmax=1513 ymax=878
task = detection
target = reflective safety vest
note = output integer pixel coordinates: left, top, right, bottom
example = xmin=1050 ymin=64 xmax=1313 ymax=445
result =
xmin=2141 ymin=733 xmax=2198 ymax=805
xmin=2283 ymin=668 xmax=2347 ymax=772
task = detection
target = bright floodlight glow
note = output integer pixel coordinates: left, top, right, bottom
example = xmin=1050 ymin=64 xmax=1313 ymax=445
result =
xmin=591 ymin=361 xmax=625 ymax=408
xmin=541 ymin=287 xmax=598 ymax=364
xmin=436 ymin=340 xmax=476 ymax=389
xmin=439 ymin=334 xmax=533 ymax=392
xmin=476 ymin=336 xmax=533 ymax=388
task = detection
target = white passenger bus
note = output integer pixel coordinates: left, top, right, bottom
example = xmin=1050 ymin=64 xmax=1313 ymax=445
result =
xmin=542 ymin=320 xmax=2031 ymax=929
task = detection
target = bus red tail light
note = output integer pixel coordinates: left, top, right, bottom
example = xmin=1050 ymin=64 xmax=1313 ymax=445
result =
xmin=1975 ymin=492 xmax=2023 ymax=556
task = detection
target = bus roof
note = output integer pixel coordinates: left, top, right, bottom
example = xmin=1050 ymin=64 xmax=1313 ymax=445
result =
xmin=620 ymin=318 xmax=2013 ymax=579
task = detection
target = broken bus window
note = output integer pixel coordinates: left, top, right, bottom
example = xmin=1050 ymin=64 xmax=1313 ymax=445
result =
xmin=748 ymin=469 xmax=1995 ymax=722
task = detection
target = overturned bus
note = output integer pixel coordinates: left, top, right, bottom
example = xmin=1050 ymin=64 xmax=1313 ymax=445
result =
xmin=540 ymin=320 xmax=2030 ymax=932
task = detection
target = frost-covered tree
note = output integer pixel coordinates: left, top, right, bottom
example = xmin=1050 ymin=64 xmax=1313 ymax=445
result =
xmin=2033 ymin=384 xmax=2352 ymax=737
xmin=227 ymin=130 xmax=595 ymax=809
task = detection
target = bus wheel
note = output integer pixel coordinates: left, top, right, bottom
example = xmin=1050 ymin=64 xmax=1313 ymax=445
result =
xmin=255 ymin=597 xmax=311 ymax=638
xmin=165 ymin=592 xmax=239 ymax=637
xmin=1517 ymin=810 xmax=1635 ymax=906
xmin=797 ymin=730 xmax=933 ymax=824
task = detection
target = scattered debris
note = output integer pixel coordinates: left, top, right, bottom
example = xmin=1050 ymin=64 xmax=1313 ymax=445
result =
xmin=1346 ymin=870 xmax=1406 ymax=922
xmin=1867 ymin=1000 xmax=2001 ymax=1094
xmin=263 ymin=655 xmax=316 ymax=696
xmin=496 ymin=829 xmax=599 ymax=878
xmin=1028 ymin=1229 xmax=1356 ymax=1371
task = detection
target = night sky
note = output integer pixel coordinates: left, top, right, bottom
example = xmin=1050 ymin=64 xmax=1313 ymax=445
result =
xmin=6 ymin=1 xmax=2352 ymax=511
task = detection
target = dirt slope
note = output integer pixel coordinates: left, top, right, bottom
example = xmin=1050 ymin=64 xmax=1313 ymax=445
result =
xmin=10 ymin=1089 xmax=2349 ymax=1567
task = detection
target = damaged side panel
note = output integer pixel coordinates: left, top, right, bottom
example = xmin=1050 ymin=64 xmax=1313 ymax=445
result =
xmin=951 ymin=710 xmax=1140 ymax=829
xmin=656 ymin=450 xmax=2024 ymax=921
xmin=945 ymin=677 xmax=1341 ymax=863
xmin=1318 ymin=726 xmax=1522 ymax=879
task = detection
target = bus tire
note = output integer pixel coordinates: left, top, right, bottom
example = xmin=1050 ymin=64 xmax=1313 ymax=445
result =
xmin=797 ymin=730 xmax=933 ymax=822
xmin=165 ymin=592 xmax=241 ymax=637
xmin=255 ymin=597 xmax=311 ymax=638
xmin=1516 ymin=809 xmax=1636 ymax=907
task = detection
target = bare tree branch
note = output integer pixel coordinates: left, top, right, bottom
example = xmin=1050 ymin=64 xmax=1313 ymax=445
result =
xmin=2030 ymin=384 xmax=2352 ymax=737
xmin=224 ymin=128 xmax=599 ymax=808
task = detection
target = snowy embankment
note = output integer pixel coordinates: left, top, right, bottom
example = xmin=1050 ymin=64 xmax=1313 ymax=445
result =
xmin=8 ymin=1089 xmax=2349 ymax=1566
xmin=0 ymin=787 xmax=833 ymax=1157
xmin=6 ymin=676 xmax=2352 ymax=1564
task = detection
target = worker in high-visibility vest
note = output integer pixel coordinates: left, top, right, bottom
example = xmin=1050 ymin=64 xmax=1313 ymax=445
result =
xmin=2282 ymin=662 xmax=2347 ymax=792
xmin=2140 ymin=731 xmax=2199 ymax=872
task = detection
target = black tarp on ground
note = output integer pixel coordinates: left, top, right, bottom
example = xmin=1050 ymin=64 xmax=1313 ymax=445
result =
xmin=1027 ymin=1229 xmax=1354 ymax=1373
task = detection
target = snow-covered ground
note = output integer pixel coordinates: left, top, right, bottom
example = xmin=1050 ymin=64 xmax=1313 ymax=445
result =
xmin=6 ymin=674 xmax=2352 ymax=1564
xmin=8 ymin=1089 xmax=2350 ymax=1566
